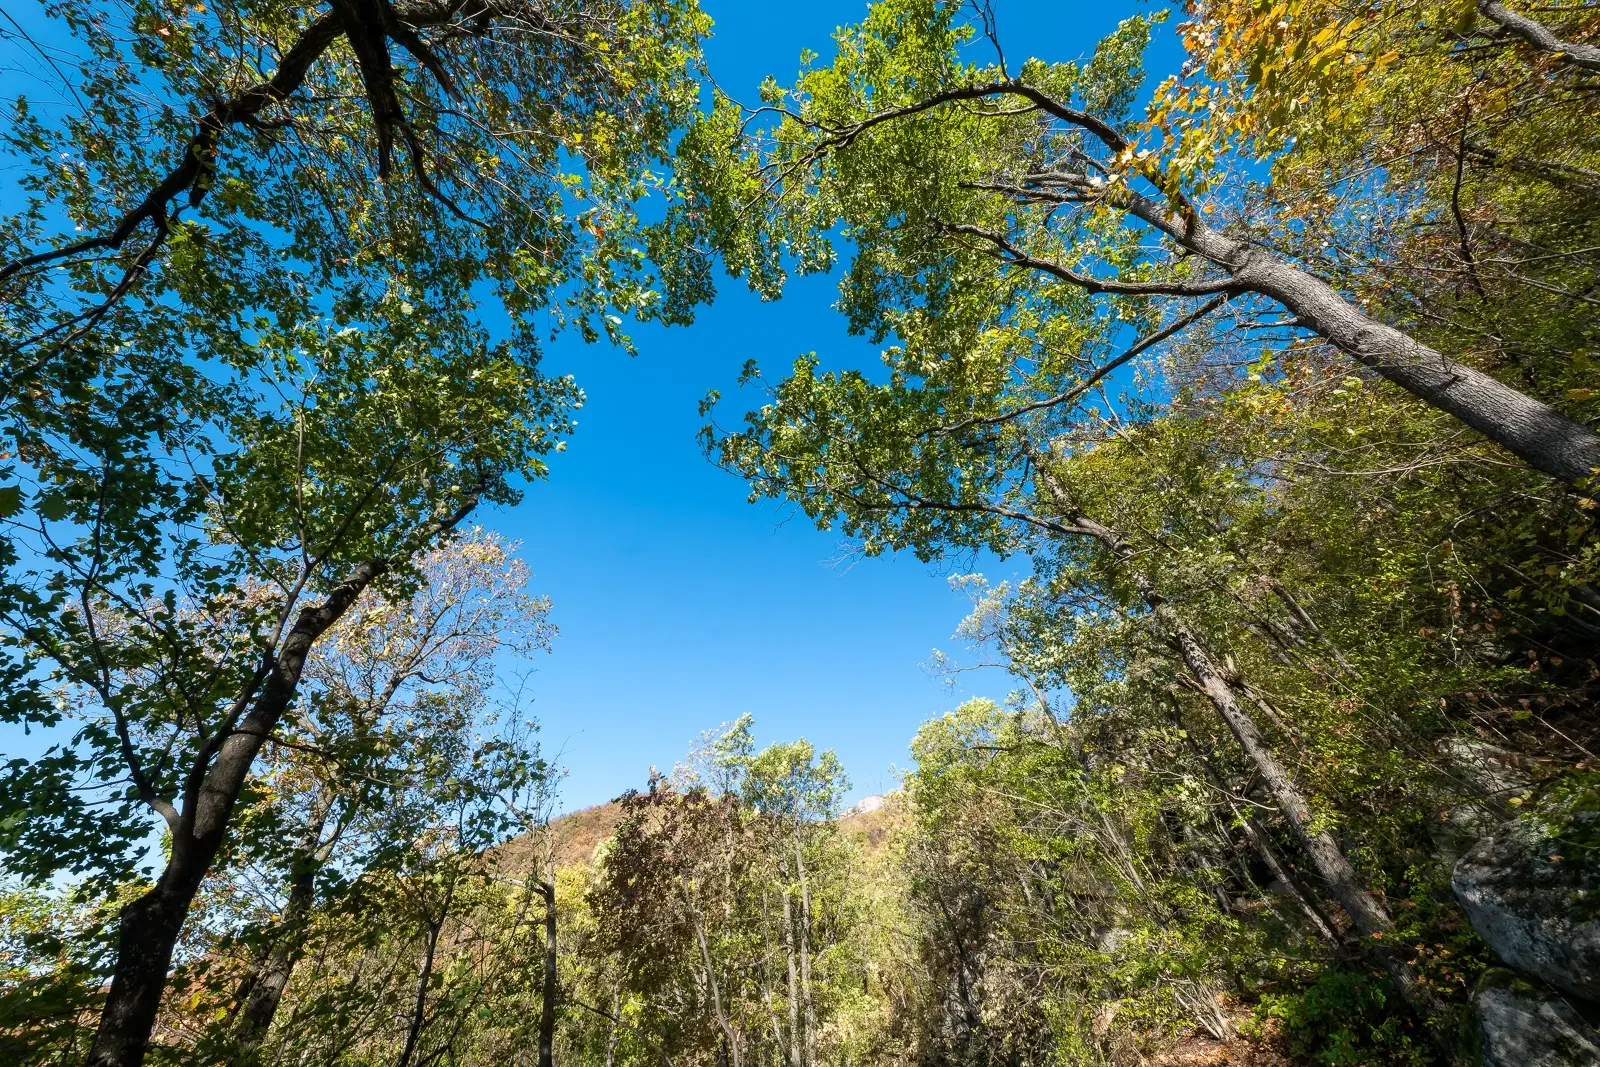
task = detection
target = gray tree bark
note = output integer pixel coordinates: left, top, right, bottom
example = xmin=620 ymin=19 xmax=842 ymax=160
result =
xmin=1478 ymin=1 xmax=1600 ymax=73
xmin=780 ymin=876 xmax=802 ymax=1067
xmin=1143 ymin=203 xmax=1600 ymax=487
xmin=793 ymin=838 xmax=816 ymax=1067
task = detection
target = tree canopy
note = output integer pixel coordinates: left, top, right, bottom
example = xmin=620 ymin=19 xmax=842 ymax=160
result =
xmin=3 ymin=1 xmax=1600 ymax=1065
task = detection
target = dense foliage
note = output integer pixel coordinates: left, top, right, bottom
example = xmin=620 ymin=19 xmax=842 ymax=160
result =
xmin=3 ymin=0 xmax=1600 ymax=1065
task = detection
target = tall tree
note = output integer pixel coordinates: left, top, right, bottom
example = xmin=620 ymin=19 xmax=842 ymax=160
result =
xmin=216 ymin=532 xmax=553 ymax=1062
xmin=0 ymin=3 xmax=711 ymax=1064
xmin=590 ymin=720 xmax=862 ymax=1067
xmin=677 ymin=1 xmax=1600 ymax=483
xmin=0 ymin=309 xmax=568 ymax=1067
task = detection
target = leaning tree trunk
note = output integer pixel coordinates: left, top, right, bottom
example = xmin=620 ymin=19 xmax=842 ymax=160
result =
xmin=1242 ymin=249 xmax=1598 ymax=485
xmin=1140 ymin=582 xmax=1397 ymax=938
xmin=1151 ymin=588 xmax=1461 ymax=1052
xmin=1101 ymin=186 xmax=1600 ymax=486
xmin=1177 ymin=214 xmax=1600 ymax=486
xmin=1032 ymin=472 xmax=1449 ymax=1033
xmin=930 ymin=82 xmax=1599 ymax=484
xmin=85 ymin=560 xmax=386 ymax=1067
xmin=1478 ymin=0 xmax=1600 ymax=73
xmin=1237 ymin=807 xmax=1343 ymax=947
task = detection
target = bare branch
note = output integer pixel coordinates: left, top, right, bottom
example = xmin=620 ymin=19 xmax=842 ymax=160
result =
xmin=938 ymin=295 xmax=1228 ymax=435
xmin=942 ymin=222 xmax=1237 ymax=296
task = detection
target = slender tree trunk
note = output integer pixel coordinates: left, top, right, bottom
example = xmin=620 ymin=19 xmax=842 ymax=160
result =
xmin=1268 ymin=581 xmax=1354 ymax=674
xmin=929 ymin=887 xmax=984 ymax=1045
xmin=1095 ymin=808 xmax=1150 ymax=893
xmin=1173 ymin=702 xmax=1345 ymax=947
xmin=1153 ymin=600 xmax=1391 ymax=932
xmin=1153 ymin=591 xmax=1448 ymax=1026
xmin=792 ymin=837 xmax=816 ymax=1067
xmin=758 ymin=889 xmax=788 ymax=1066
xmin=1237 ymin=808 xmax=1343 ymax=947
xmin=603 ymin=982 xmax=621 ymax=1067
xmin=538 ymin=869 xmax=558 ymax=1067
xmin=228 ymin=624 xmax=425 ymax=1062
xmin=85 ymin=560 xmax=386 ymax=1067
xmin=230 ymin=792 xmax=334 ymax=1062
xmin=779 ymin=873 xmax=801 ymax=1067
xmin=691 ymin=909 xmax=740 ymax=1067
xmin=396 ymin=881 xmax=453 ymax=1067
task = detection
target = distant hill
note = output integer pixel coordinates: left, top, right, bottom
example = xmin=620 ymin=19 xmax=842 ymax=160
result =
xmin=838 ymin=793 xmax=902 ymax=858
xmin=492 ymin=793 xmax=905 ymax=875
xmin=489 ymin=801 xmax=624 ymax=875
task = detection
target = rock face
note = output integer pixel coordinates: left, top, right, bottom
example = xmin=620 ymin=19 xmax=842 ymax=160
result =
xmin=1452 ymin=813 xmax=1600 ymax=1003
xmin=1432 ymin=740 xmax=1536 ymax=860
xmin=1476 ymin=972 xmax=1600 ymax=1067
xmin=1439 ymin=738 xmax=1536 ymax=800
xmin=848 ymin=794 xmax=888 ymax=817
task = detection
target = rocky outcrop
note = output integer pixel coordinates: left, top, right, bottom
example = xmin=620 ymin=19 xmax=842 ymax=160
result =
xmin=1476 ymin=971 xmax=1600 ymax=1067
xmin=1439 ymin=738 xmax=1537 ymax=800
xmin=1432 ymin=740 xmax=1536 ymax=860
xmin=1452 ymin=813 xmax=1600 ymax=1003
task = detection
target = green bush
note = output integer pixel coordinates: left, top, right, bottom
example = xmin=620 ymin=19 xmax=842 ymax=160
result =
xmin=1253 ymin=968 xmax=1434 ymax=1067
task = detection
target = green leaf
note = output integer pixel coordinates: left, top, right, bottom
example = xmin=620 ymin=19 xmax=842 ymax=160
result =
xmin=36 ymin=493 xmax=69 ymax=523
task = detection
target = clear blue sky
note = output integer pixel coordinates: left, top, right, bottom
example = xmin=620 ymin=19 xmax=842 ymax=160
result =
xmin=509 ymin=1 xmax=1179 ymax=811
xmin=0 ymin=1 xmax=1177 ymax=813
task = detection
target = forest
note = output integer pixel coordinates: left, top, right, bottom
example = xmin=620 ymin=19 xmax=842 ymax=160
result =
xmin=1 ymin=0 xmax=1599 ymax=1065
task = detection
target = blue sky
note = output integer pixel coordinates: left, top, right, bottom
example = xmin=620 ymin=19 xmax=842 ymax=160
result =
xmin=0 ymin=0 xmax=1180 ymax=815
xmin=509 ymin=0 xmax=1181 ymax=811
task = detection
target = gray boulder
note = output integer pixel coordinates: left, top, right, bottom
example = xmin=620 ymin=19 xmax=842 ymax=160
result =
xmin=1432 ymin=739 xmax=1536 ymax=859
xmin=1453 ymin=813 xmax=1600 ymax=1003
xmin=1477 ymin=971 xmax=1600 ymax=1067
xmin=1439 ymin=738 xmax=1536 ymax=800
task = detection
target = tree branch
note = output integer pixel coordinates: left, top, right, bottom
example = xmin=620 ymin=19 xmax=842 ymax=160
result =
xmin=1479 ymin=0 xmax=1600 ymax=72
xmin=0 ymin=0 xmax=511 ymax=360
xmin=937 ymin=295 xmax=1227 ymax=435
xmin=941 ymin=222 xmax=1237 ymax=296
